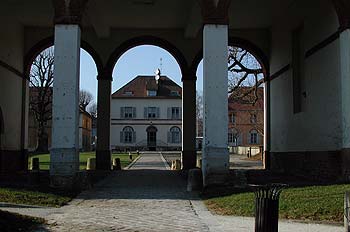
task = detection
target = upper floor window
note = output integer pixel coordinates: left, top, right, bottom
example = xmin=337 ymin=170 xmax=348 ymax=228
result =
xmin=147 ymin=90 xmax=157 ymax=96
xmin=249 ymin=129 xmax=258 ymax=144
xmin=230 ymin=113 xmax=236 ymax=124
xmin=123 ymin=91 xmax=133 ymax=96
xmin=144 ymin=107 xmax=159 ymax=119
xmin=170 ymin=91 xmax=180 ymax=96
xmin=121 ymin=107 xmax=136 ymax=119
xmin=171 ymin=107 xmax=180 ymax=119
xmin=228 ymin=128 xmax=239 ymax=146
xmin=169 ymin=127 xmax=181 ymax=143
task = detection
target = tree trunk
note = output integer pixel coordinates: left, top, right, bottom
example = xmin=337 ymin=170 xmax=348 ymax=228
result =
xmin=36 ymin=124 xmax=48 ymax=153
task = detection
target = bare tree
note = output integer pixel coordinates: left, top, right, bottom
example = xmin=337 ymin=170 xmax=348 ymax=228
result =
xmin=79 ymin=90 xmax=93 ymax=111
xmin=88 ymin=102 xmax=97 ymax=118
xmin=196 ymin=91 xmax=203 ymax=137
xmin=227 ymin=46 xmax=264 ymax=105
xmin=29 ymin=48 xmax=54 ymax=152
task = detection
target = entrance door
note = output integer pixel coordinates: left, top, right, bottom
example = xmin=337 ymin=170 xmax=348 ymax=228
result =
xmin=146 ymin=126 xmax=157 ymax=151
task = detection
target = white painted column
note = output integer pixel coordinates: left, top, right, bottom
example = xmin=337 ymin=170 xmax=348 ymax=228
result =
xmin=50 ymin=25 xmax=81 ymax=186
xmin=202 ymin=24 xmax=229 ymax=186
xmin=341 ymin=29 xmax=350 ymax=149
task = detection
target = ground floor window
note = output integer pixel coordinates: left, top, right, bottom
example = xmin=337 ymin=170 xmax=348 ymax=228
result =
xmin=121 ymin=126 xmax=135 ymax=143
xmin=249 ymin=130 xmax=258 ymax=144
xmin=169 ymin=127 xmax=181 ymax=143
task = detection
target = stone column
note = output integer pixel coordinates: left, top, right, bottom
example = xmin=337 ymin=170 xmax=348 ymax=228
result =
xmin=96 ymin=72 xmax=112 ymax=170
xmin=202 ymin=24 xmax=229 ymax=186
xmin=339 ymin=29 xmax=350 ymax=180
xmin=182 ymin=76 xmax=197 ymax=170
xmin=50 ymin=24 xmax=81 ymax=187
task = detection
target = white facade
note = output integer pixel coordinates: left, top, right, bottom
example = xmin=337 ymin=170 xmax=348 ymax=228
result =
xmin=111 ymin=98 xmax=182 ymax=151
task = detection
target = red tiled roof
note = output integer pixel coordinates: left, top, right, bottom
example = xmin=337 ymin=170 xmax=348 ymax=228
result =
xmin=112 ymin=75 xmax=182 ymax=99
xmin=228 ymin=87 xmax=264 ymax=111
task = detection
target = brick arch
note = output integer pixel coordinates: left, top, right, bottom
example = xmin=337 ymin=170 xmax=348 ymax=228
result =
xmin=105 ymin=36 xmax=189 ymax=78
xmin=23 ymin=36 xmax=104 ymax=78
xmin=190 ymin=37 xmax=270 ymax=80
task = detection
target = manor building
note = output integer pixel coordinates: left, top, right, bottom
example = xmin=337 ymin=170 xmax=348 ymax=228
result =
xmin=110 ymin=75 xmax=182 ymax=151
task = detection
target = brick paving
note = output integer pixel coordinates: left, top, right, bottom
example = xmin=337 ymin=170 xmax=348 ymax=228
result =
xmin=0 ymin=152 xmax=344 ymax=231
xmin=45 ymin=153 xmax=208 ymax=232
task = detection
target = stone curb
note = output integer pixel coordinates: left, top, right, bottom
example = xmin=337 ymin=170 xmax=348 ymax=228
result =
xmin=159 ymin=152 xmax=171 ymax=170
xmin=0 ymin=202 xmax=52 ymax=209
xmin=125 ymin=155 xmax=141 ymax=169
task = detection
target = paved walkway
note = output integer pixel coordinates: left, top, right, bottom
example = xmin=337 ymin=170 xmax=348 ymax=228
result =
xmin=0 ymin=152 xmax=344 ymax=231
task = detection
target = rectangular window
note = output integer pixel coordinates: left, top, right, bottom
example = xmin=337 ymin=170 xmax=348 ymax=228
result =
xmin=148 ymin=107 xmax=157 ymax=118
xmin=170 ymin=91 xmax=180 ymax=96
xmin=228 ymin=133 xmax=233 ymax=143
xmin=124 ymin=132 xmax=133 ymax=143
xmin=124 ymin=107 xmax=133 ymax=118
xmin=171 ymin=132 xmax=180 ymax=143
xmin=171 ymin=107 xmax=180 ymax=119
xmin=250 ymin=133 xmax=258 ymax=144
xmin=230 ymin=113 xmax=235 ymax=124
xmin=147 ymin=90 xmax=157 ymax=96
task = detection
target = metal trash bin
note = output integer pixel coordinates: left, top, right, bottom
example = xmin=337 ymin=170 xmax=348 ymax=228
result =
xmin=250 ymin=184 xmax=287 ymax=232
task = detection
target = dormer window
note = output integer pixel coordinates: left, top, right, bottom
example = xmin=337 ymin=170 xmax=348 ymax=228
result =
xmin=123 ymin=91 xmax=133 ymax=96
xmin=170 ymin=91 xmax=179 ymax=96
xmin=147 ymin=90 xmax=157 ymax=96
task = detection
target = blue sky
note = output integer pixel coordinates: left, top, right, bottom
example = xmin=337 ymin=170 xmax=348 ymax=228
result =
xmin=80 ymin=45 xmax=204 ymax=103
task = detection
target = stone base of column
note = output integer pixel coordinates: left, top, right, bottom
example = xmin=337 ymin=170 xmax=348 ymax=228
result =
xmin=202 ymin=146 xmax=229 ymax=187
xmin=96 ymin=150 xmax=111 ymax=170
xmin=50 ymin=171 xmax=89 ymax=191
xmin=50 ymin=148 xmax=79 ymax=176
xmin=181 ymin=150 xmax=196 ymax=170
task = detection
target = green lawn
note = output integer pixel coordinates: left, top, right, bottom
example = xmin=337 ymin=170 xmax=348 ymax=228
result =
xmin=204 ymin=184 xmax=350 ymax=223
xmin=28 ymin=152 xmax=137 ymax=170
xmin=0 ymin=187 xmax=72 ymax=207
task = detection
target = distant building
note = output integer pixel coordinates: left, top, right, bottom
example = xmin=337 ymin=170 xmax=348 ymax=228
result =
xmin=228 ymin=87 xmax=264 ymax=153
xmin=28 ymin=87 xmax=93 ymax=152
xmin=110 ymin=75 xmax=182 ymax=151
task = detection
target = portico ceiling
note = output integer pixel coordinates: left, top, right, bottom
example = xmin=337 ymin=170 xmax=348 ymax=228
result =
xmin=0 ymin=0 xmax=318 ymax=38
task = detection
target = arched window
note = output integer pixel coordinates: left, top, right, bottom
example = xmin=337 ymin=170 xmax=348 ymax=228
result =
xmin=249 ymin=129 xmax=258 ymax=144
xmin=228 ymin=128 xmax=240 ymax=146
xmin=120 ymin=126 xmax=135 ymax=143
xmin=168 ymin=127 xmax=181 ymax=144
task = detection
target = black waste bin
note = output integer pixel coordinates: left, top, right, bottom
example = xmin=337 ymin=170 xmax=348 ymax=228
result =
xmin=250 ymin=184 xmax=287 ymax=232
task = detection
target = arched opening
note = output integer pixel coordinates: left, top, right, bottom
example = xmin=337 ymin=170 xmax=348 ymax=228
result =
xmin=194 ymin=37 xmax=269 ymax=171
xmin=24 ymin=40 xmax=99 ymax=170
xmin=109 ymin=39 xmax=185 ymax=160
xmin=146 ymin=126 xmax=158 ymax=151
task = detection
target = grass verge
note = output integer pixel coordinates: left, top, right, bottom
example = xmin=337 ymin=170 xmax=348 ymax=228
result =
xmin=28 ymin=152 xmax=137 ymax=170
xmin=204 ymin=184 xmax=350 ymax=223
xmin=0 ymin=187 xmax=73 ymax=207
xmin=0 ymin=210 xmax=45 ymax=232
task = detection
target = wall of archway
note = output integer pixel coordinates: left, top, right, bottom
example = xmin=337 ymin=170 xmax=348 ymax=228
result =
xmin=267 ymin=0 xmax=343 ymax=179
xmin=24 ymin=36 xmax=103 ymax=77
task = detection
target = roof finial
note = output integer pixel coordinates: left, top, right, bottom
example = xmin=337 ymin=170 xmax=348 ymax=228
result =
xmin=160 ymin=57 xmax=163 ymax=73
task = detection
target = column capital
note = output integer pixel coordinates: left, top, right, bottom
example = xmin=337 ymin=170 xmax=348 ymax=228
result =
xmin=97 ymin=70 xmax=113 ymax=81
xmin=182 ymin=72 xmax=197 ymax=81
xmin=198 ymin=0 xmax=231 ymax=25
xmin=332 ymin=0 xmax=350 ymax=32
xmin=52 ymin=0 xmax=89 ymax=25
